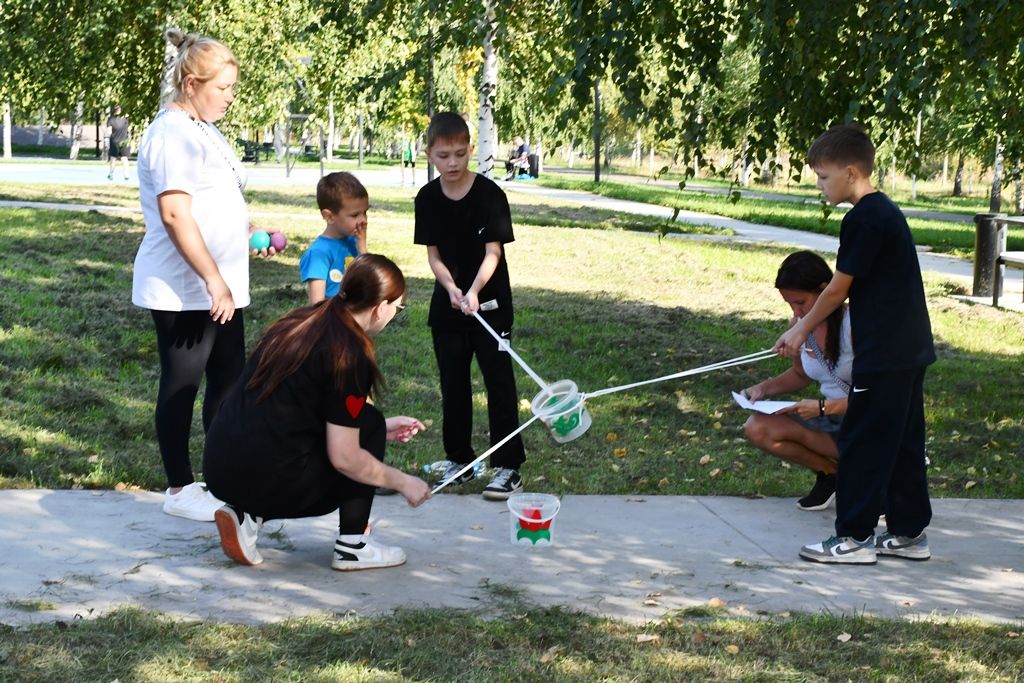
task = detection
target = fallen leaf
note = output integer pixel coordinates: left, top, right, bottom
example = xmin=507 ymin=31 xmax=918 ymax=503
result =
xmin=610 ymin=464 xmax=620 ymax=472
xmin=605 ymin=432 xmax=619 ymax=442
xmin=713 ymin=421 xmax=722 ymax=430
xmin=965 ymin=480 xmax=977 ymax=490
xmin=699 ymin=455 xmax=712 ymax=465
xmin=692 ymin=631 xmax=707 ymax=643
xmin=423 ymin=419 xmax=434 ymax=427
xmin=709 ymin=468 xmax=721 ymax=478
xmin=837 ymin=632 xmax=852 ymax=643
xmin=1008 ymin=632 xmax=1020 ymax=639
xmin=614 ymin=448 xmax=628 ymax=457
xmin=643 ymin=599 xmax=661 ymax=606
xmin=533 ymin=475 xmax=546 ymax=483
xmin=114 ymin=482 xmax=127 ymax=491
xmin=658 ymin=477 xmax=670 ymax=488
xmin=625 ymin=497 xmax=646 ymax=503
xmin=636 ymin=634 xmax=660 ymax=644
xmin=647 ymin=591 xmax=662 ymax=598
xmin=540 ymin=645 xmax=562 ymax=663
xmin=707 ymin=597 xmax=727 ymax=608
xmin=725 ymin=644 xmax=740 ymax=655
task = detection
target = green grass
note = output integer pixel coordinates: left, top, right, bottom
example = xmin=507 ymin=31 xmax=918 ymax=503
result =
xmin=535 ymin=174 xmax=1024 ymax=258
xmin=0 ymin=185 xmax=1021 ymax=499
xmin=1 ymin=602 xmax=1022 ymax=682
xmin=552 ymin=160 xmax=1003 ymax=215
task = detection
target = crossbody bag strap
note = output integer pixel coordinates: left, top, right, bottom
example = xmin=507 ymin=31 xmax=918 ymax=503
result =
xmin=806 ymin=331 xmax=851 ymax=395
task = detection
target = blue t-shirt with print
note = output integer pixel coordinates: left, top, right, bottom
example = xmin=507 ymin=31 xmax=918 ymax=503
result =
xmin=299 ymin=235 xmax=360 ymax=298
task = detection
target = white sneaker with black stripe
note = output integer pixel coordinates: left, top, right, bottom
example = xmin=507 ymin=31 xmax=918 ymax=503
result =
xmin=331 ymin=536 xmax=406 ymax=571
xmin=799 ymin=535 xmax=877 ymax=564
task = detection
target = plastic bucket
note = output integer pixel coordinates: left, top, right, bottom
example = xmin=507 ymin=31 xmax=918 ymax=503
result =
xmin=530 ymin=379 xmax=592 ymax=443
xmin=507 ymin=493 xmax=560 ymax=546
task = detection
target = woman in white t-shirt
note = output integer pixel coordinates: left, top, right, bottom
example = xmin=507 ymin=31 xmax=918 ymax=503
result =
xmin=741 ymin=251 xmax=853 ymax=512
xmin=133 ymin=29 xmax=273 ymax=522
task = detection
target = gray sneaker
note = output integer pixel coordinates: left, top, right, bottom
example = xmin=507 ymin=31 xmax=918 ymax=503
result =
xmin=876 ymin=531 xmax=931 ymax=561
xmin=799 ymin=535 xmax=877 ymax=564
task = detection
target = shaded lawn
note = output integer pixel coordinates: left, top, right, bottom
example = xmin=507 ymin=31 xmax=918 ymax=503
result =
xmin=1 ymin=602 xmax=1022 ymax=683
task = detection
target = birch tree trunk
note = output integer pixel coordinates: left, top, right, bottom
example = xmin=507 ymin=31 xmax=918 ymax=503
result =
xmin=2 ymin=100 xmax=11 ymax=159
xmin=327 ymin=99 xmax=335 ymax=162
xmin=160 ymin=26 xmax=178 ymax=106
xmin=476 ymin=0 xmax=498 ymax=179
xmin=990 ymin=135 xmax=1003 ymax=213
xmin=69 ymin=100 xmax=84 ymax=160
xmin=37 ymin=107 xmax=46 ymax=145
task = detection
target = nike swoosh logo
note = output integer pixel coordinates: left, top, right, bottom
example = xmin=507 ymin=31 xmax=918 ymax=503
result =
xmin=478 ymin=226 xmax=485 ymax=234
xmin=500 ymin=331 xmax=510 ymax=337
xmin=852 ymin=387 xmax=869 ymax=393
xmin=834 ymin=544 xmax=866 ymax=555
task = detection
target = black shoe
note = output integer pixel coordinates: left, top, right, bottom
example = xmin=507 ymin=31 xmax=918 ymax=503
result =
xmin=438 ymin=461 xmax=477 ymax=486
xmin=797 ymin=472 xmax=836 ymax=511
xmin=482 ymin=468 xmax=522 ymax=501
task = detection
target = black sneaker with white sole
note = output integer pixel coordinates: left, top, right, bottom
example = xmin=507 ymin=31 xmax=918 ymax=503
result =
xmin=482 ymin=468 xmax=522 ymax=500
xmin=438 ymin=461 xmax=477 ymax=486
xmin=797 ymin=472 xmax=837 ymax=511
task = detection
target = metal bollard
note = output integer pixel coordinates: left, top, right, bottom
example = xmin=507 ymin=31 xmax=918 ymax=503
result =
xmin=972 ymin=213 xmax=1007 ymax=297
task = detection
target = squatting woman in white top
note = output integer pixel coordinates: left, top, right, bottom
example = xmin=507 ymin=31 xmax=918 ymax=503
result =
xmin=741 ymin=251 xmax=853 ymax=512
xmin=132 ymin=29 xmax=273 ymax=522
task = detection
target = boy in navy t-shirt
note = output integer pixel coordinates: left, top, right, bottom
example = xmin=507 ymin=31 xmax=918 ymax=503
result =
xmin=299 ymin=172 xmax=368 ymax=304
xmin=774 ymin=124 xmax=935 ymax=564
xmin=414 ymin=112 xmax=525 ymax=500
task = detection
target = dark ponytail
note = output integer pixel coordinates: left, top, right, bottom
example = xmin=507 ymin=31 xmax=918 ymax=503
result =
xmin=247 ymin=254 xmax=406 ymax=401
xmin=774 ymin=251 xmax=843 ymax=367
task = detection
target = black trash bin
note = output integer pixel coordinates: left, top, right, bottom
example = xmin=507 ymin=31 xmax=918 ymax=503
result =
xmin=972 ymin=213 xmax=1007 ymax=297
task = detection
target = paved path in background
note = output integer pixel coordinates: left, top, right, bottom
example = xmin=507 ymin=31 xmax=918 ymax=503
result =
xmin=1 ymin=491 xmax=1021 ymax=626
xmin=547 ymin=166 xmax=975 ymax=223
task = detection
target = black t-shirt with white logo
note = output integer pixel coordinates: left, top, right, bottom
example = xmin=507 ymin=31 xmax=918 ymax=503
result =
xmin=835 ymin=192 xmax=936 ymax=376
xmin=414 ymin=174 xmax=515 ymax=330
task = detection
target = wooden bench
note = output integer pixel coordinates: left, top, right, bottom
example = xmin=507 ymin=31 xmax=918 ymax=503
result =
xmin=993 ymin=251 xmax=1024 ymax=307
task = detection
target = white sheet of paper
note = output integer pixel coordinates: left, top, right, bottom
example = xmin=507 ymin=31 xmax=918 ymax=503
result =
xmin=731 ymin=391 xmax=796 ymax=415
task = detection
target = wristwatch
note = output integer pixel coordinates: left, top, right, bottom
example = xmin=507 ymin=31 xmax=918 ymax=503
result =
xmin=818 ymin=398 xmax=826 ymax=417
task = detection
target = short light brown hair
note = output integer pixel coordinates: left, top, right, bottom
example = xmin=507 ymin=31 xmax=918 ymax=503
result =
xmin=165 ymin=29 xmax=238 ymax=101
xmin=317 ymin=171 xmax=368 ymax=213
xmin=426 ymin=112 xmax=471 ymax=148
xmin=807 ymin=124 xmax=875 ymax=175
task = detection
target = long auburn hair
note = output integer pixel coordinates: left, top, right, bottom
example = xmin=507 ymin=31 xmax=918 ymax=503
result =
xmin=246 ymin=254 xmax=406 ymax=402
xmin=774 ymin=251 xmax=844 ymax=367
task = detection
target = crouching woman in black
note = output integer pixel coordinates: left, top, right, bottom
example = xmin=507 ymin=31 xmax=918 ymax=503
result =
xmin=204 ymin=254 xmax=431 ymax=570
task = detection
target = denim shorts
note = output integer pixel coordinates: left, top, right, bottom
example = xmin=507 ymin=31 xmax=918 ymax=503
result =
xmin=790 ymin=414 xmax=843 ymax=441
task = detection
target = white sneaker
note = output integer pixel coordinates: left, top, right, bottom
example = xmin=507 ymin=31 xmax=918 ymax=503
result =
xmin=214 ymin=505 xmax=263 ymax=566
xmin=331 ymin=535 xmax=406 ymax=571
xmin=162 ymin=482 xmax=223 ymax=522
xmin=799 ymin=535 xmax=877 ymax=564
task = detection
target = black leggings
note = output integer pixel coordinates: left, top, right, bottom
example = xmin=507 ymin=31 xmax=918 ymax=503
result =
xmin=151 ymin=309 xmax=245 ymax=488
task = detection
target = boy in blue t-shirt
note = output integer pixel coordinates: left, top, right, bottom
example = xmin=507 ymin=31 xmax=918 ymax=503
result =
xmin=775 ymin=124 xmax=936 ymax=565
xmin=299 ymin=172 xmax=369 ymax=304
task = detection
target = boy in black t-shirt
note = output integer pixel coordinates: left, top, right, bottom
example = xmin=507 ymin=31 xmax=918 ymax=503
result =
xmin=413 ymin=112 xmax=525 ymax=500
xmin=774 ymin=124 xmax=935 ymax=565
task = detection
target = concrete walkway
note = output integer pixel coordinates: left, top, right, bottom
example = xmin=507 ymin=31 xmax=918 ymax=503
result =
xmin=1 ymin=490 xmax=1021 ymax=626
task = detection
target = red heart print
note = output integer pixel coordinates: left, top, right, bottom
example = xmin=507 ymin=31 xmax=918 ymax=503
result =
xmin=345 ymin=395 xmax=366 ymax=419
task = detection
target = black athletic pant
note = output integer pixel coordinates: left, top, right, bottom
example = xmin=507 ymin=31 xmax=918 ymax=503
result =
xmin=835 ymin=366 xmax=932 ymax=540
xmin=151 ymin=309 xmax=246 ymax=488
xmin=205 ymin=405 xmax=386 ymax=535
xmin=431 ymin=326 xmax=526 ymax=469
